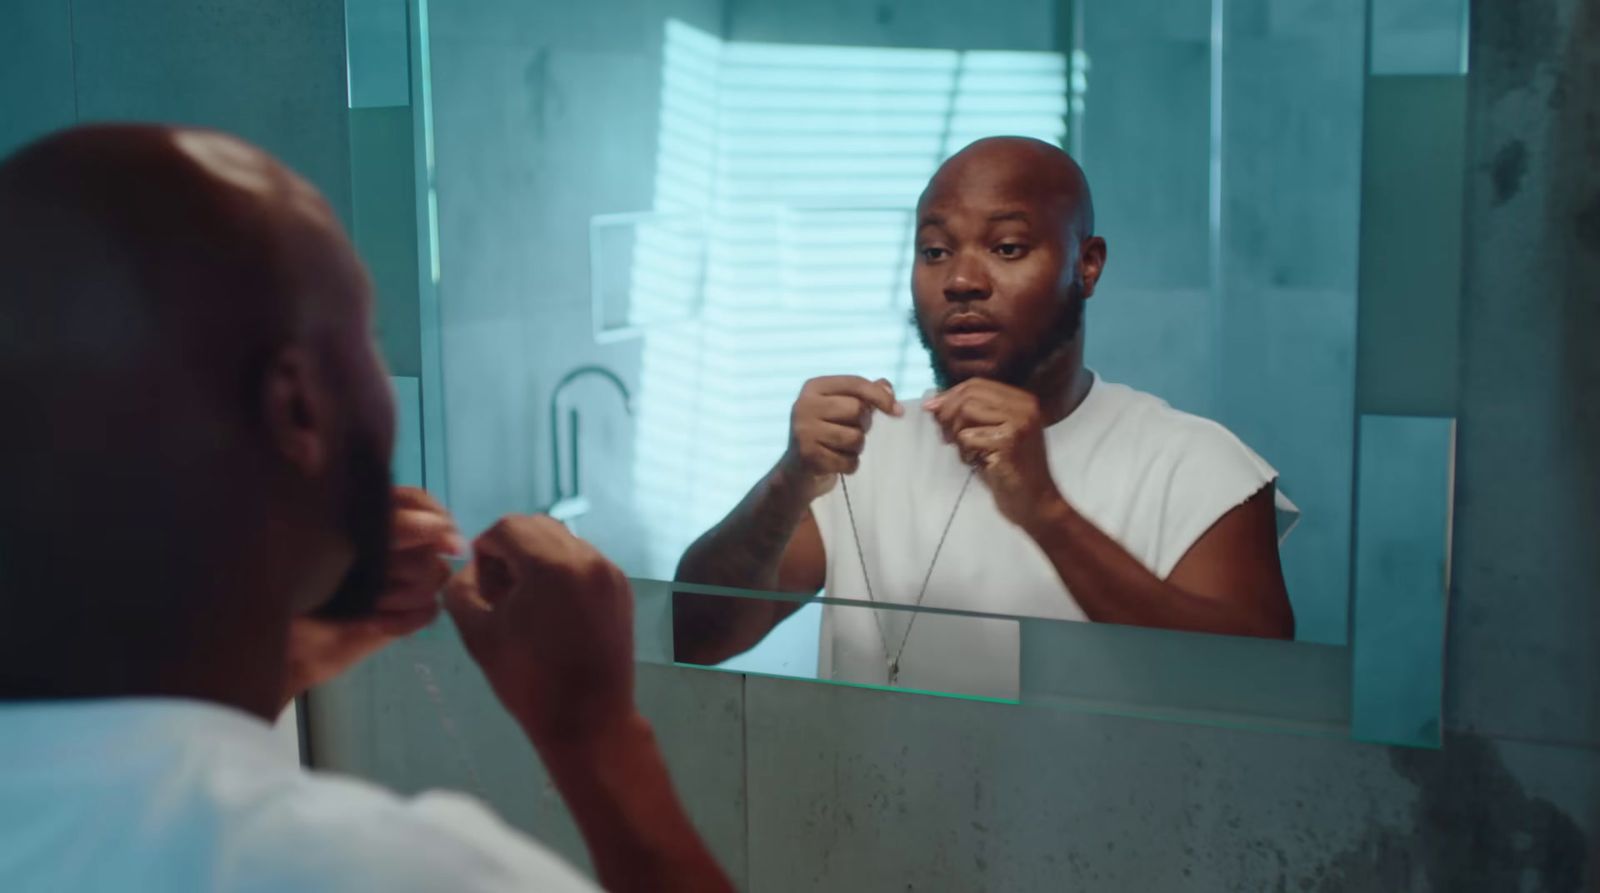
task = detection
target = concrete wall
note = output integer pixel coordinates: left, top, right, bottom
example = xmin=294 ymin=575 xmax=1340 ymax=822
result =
xmin=1447 ymin=0 xmax=1600 ymax=751
xmin=0 ymin=0 xmax=426 ymax=384
xmin=1 ymin=0 xmax=351 ymax=223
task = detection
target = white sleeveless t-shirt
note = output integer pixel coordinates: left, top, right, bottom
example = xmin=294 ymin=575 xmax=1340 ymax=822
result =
xmin=808 ymin=373 xmax=1297 ymax=700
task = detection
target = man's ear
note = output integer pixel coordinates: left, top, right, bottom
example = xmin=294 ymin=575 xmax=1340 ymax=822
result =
xmin=1079 ymin=236 xmax=1108 ymax=298
xmin=260 ymin=345 xmax=333 ymax=477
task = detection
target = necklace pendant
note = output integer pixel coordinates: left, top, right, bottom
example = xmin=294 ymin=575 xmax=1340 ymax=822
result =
xmin=888 ymin=658 xmax=899 ymax=686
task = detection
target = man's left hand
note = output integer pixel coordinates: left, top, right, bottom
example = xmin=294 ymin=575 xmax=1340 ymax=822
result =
xmin=925 ymin=380 xmax=1065 ymax=530
xmin=280 ymin=487 xmax=464 ymax=709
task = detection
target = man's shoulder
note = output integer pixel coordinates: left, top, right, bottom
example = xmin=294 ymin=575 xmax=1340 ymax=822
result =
xmin=1081 ymin=379 xmax=1292 ymax=557
xmin=1086 ymin=380 xmax=1245 ymax=448
xmin=1082 ymin=379 xmax=1274 ymax=484
xmin=241 ymin=773 xmax=595 ymax=892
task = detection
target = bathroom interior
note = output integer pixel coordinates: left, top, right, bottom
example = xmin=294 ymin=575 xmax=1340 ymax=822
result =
xmin=5 ymin=0 xmax=1597 ymax=888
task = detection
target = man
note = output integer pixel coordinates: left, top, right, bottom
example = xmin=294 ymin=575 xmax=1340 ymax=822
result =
xmin=675 ymin=136 xmax=1295 ymax=698
xmin=0 ymin=125 xmax=732 ymax=893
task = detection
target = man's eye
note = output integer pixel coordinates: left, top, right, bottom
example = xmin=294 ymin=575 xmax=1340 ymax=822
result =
xmin=920 ymin=247 xmax=949 ymax=261
xmin=995 ymin=243 xmax=1028 ymax=258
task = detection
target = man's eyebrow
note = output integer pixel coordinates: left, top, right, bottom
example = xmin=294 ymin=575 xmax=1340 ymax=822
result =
xmin=917 ymin=210 xmax=1033 ymax=229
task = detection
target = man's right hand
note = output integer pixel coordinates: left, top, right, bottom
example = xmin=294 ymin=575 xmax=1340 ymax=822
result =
xmin=447 ymin=517 xmax=737 ymax=893
xmin=444 ymin=515 xmax=635 ymax=746
xmin=777 ymin=375 xmax=902 ymax=500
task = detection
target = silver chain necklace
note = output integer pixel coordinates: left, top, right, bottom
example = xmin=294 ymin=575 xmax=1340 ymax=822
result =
xmin=839 ymin=467 xmax=976 ymax=686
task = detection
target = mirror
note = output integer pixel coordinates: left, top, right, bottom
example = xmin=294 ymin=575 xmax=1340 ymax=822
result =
xmin=421 ymin=0 xmax=1457 ymax=741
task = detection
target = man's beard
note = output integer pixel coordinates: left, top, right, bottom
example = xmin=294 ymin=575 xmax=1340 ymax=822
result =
xmin=915 ymin=284 xmax=1085 ymax=390
xmin=309 ymin=429 xmax=394 ymax=620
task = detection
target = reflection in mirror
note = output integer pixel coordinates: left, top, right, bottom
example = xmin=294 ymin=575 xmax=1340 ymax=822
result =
xmin=589 ymin=211 xmax=706 ymax=342
xmin=628 ymin=12 xmax=1356 ymax=700
xmin=645 ymin=582 xmax=1348 ymax=734
xmin=423 ymin=0 xmax=1450 ymax=738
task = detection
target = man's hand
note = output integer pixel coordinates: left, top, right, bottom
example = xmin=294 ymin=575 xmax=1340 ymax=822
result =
xmin=444 ymin=515 xmax=636 ymax=745
xmin=777 ymin=375 xmax=902 ymax=501
xmin=448 ymin=516 xmax=737 ymax=892
xmin=281 ymin=487 xmax=462 ymax=709
xmin=925 ymin=379 xmax=1065 ymax=529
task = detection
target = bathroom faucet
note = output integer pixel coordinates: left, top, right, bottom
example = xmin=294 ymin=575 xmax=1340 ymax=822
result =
xmin=546 ymin=364 xmax=634 ymax=527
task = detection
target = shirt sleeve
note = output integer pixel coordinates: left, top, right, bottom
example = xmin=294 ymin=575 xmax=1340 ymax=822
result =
xmin=393 ymin=790 xmax=601 ymax=892
xmin=1150 ymin=418 xmax=1283 ymax=579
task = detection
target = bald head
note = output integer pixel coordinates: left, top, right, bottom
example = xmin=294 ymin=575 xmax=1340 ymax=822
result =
xmin=0 ymin=125 xmax=360 ymax=380
xmin=0 ymin=125 xmax=393 ymax=711
xmin=920 ymin=136 xmax=1095 ymax=243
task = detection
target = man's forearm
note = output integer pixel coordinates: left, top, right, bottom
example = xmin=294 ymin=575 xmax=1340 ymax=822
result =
xmin=676 ymin=463 xmax=811 ymax=589
xmin=673 ymin=464 xmax=813 ymax=664
xmin=531 ymin=710 xmax=735 ymax=893
xmin=1023 ymin=497 xmax=1288 ymax=638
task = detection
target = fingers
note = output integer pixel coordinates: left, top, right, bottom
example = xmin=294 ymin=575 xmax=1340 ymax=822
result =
xmin=443 ymin=562 xmax=493 ymax=649
xmin=924 ymin=378 xmax=1030 ymax=414
xmin=456 ymin=517 xmax=548 ymax=611
xmin=811 ymin=394 xmax=878 ymax=428
xmin=792 ymin=427 xmax=865 ymax=478
xmin=392 ymin=510 xmax=466 ymax=553
xmin=466 ymin=515 xmax=611 ymax=608
xmin=391 ymin=487 xmax=467 ymax=554
xmin=474 ymin=515 xmax=572 ymax=577
xmin=786 ymin=376 xmax=903 ymax=488
xmin=927 ymin=391 xmax=1015 ymax=442
xmin=812 ymin=447 xmax=862 ymax=477
xmin=810 ymin=420 xmax=867 ymax=455
xmin=375 ymin=549 xmax=451 ymax=613
xmin=955 ymin=426 xmax=1010 ymax=466
xmin=443 ymin=561 xmax=484 ymax=612
xmin=443 ymin=514 xmax=626 ymax=653
xmin=393 ymin=486 xmax=445 ymax=512
xmin=872 ymin=378 xmax=902 ymax=417
xmin=810 ymin=375 xmax=901 ymax=417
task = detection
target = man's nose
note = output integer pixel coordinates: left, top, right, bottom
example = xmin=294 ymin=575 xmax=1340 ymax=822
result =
xmin=943 ymin=251 xmax=992 ymax=302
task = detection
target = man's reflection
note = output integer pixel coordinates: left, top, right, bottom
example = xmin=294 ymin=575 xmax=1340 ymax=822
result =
xmin=674 ymin=137 xmax=1294 ymax=691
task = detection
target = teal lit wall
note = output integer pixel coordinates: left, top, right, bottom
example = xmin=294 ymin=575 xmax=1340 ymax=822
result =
xmin=0 ymin=0 xmax=434 ymax=382
xmin=2 ymin=0 xmax=353 ymax=228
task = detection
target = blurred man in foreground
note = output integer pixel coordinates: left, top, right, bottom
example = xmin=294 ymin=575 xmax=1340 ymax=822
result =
xmin=0 ymin=125 xmax=732 ymax=893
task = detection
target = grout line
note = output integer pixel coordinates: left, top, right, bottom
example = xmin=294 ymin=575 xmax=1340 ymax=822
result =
xmin=66 ymin=0 xmax=81 ymax=120
xmin=1457 ymin=729 xmax=1600 ymax=756
xmin=739 ymin=672 xmax=751 ymax=888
